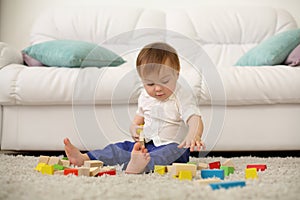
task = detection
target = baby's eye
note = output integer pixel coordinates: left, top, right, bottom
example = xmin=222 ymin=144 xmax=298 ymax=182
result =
xmin=161 ymin=80 xmax=169 ymax=84
xmin=147 ymin=83 xmax=154 ymax=86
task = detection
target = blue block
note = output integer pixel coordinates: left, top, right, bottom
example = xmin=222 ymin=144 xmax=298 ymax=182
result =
xmin=201 ymin=169 xmax=224 ymax=180
xmin=210 ymin=181 xmax=246 ymax=190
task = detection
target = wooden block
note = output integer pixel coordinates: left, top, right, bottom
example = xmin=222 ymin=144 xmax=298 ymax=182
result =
xmin=35 ymin=163 xmax=46 ymax=172
xmin=78 ymin=167 xmax=90 ymax=177
xmin=222 ymin=159 xmax=235 ymax=169
xmin=41 ymin=164 xmax=54 ymax=175
xmin=90 ymin=167 xmax=101 ymax=177
xmin=171 ymin=163 xmax=197 ymax=177
xmin=178 ymin=170 xmax=193 ymax=181
xmin=139 ymin=131 xmax=145 ymax=147
xmin=64 ymin=168 xmax=78 ymax=176
xmin=245 ymin=168 xmax=258 ymax=179
xmin=154 ymin=165 xmax=167 ymax=175
xmin=246 ymin=164 xmax=267 ymax=171
xmin=209 ymin=161 xmax=221 ymax=169
xmin=60 ymin=160 xmax=70 ymax=167
xmin=201 ymin=169 xmax=224 ymax=180
xmin=166 ymin=165 xmax=172 ymax=173
xmin=210 ymin=181 xmax=246 ymax=190
xmin=54 ymin=170 xmax=65 ymax=176
xmin=48 ymin=157 xmax=62 ymax=166
xmin=195 ymin=178 xmax=221 ymax=184
xmin=84 ymin=160 xmax=103 ymax=168
xmin=38 ymin=156 xmax=50 ymax=164
xmin=198 ymin=163 xmax=208 ymax=170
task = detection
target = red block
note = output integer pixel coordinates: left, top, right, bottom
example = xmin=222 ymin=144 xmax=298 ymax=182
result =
xmin=246 ymin=164 xmax=267 ymax=171
xmin=98 ymin=170 xmax=116 ymax=176
xmin=64 ymin=168 xmax=78 ymax=176
xmin=209 ymin=161 xmax=221 ymax=169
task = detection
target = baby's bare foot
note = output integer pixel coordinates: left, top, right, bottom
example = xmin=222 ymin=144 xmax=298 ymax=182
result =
xmin=125 ymin=142 xmax=150 ymax=174
xmin=63 ymin=138 xmax=89 ymax=167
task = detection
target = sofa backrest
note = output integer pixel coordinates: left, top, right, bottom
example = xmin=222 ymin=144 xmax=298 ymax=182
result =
xmin=166 ymin=7 xmax=297 ymax=67
xmin=30 ymin=7 xmax=166 ymax=45
xmin=31 ymin=6 xmax=297 ymax=67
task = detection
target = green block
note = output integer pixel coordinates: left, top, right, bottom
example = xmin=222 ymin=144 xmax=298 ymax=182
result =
xmin=62 ymin=157 xmax=69 ymax=160
xmin=53 ymin=164 xmax=65 ymax=170
xmin=220 ymin=166 xmax=229 ymax=176
xmin=228 ymin=167 xmax=234 ymax=175
xmin=220 ymin=166 xmax=234 ymax=176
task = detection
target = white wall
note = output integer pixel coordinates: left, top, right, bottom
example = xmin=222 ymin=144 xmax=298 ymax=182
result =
xmin=1 ymin=0 xmax=300 ymax=51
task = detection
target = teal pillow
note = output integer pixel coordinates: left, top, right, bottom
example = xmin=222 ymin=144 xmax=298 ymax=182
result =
xmin=235 ymin=29 xmax=300 ymax=66
xmin=22 ymin=40 xmax=125 ymax=67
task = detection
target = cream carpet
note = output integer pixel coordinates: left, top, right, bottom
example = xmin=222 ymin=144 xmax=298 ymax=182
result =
xmin=0 ymin=154 xmax=299 ymax=200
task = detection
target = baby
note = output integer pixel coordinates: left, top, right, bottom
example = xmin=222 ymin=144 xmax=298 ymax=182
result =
xmin=64 ymin=42 xmax=205 ymax=173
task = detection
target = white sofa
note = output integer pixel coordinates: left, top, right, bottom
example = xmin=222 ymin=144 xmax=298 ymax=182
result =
xmin=0 ymin=6 xmax=299 ymax=151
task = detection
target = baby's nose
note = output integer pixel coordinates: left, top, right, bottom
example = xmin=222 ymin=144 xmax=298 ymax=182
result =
xmin=155 ymin=85 xmax=162 ymax=91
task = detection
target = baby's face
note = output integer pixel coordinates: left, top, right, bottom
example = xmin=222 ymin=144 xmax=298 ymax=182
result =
xmin=141 ymin=64 xmax=179 ymax=101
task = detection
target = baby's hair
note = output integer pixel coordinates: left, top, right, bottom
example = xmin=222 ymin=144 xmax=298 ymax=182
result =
xmin=136 ymin=42 xmax=180 ymax=77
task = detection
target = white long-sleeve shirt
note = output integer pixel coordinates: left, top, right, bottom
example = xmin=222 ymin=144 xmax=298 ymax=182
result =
xmin=136 ymin=82 xmax=201 ymax=146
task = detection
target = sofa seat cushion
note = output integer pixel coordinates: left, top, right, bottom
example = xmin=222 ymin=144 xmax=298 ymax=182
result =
xmin=1 ymin=63 xmax=299 ymax=106
xmin=0 ymin=53 xmax=202 ymax=106
xmin=200 ymin=66 xmax=300 ymax=105
xmin=0 ymin=66 xmax=141 ymax=106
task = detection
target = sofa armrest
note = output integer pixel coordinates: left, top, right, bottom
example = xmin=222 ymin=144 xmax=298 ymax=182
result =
xmin=0 ymin=42 xmax=23 ymax=69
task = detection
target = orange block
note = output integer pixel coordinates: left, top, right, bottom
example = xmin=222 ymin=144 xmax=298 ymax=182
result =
xmin=98 ymin=170 xmax=116 ymax=176
xmin=64 ymin=168 xmax=78 ymax=176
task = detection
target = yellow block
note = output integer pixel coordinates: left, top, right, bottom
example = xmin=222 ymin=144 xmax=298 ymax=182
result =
xmin=178 ymin=170 xmax=193 ymax=181
xmin=41 ymin=164 xmax=54 ymax=175
xmin=154 ymin=165 xmax=166 ymax=175
xmin=171 ymin=163 xmax=197 ymax=177
xmin=245 ymin=168 xmax=258 ymax=179
xmin=35 ymin=163 xmax=46 ymax=172
xmin=136 ymin=124 xmax=144 ymax=134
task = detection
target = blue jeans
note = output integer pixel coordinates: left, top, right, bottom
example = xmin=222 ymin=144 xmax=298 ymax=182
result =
xmin=87 ymin=140 xmax=190 ymax=172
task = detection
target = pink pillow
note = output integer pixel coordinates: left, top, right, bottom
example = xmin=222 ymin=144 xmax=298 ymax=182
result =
xmin=22 ymin=52 xmax=44 ymax=66
xmin=284 ymin=44 xmax=300 ymax=66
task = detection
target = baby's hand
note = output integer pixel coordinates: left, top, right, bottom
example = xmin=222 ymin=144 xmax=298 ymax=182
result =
xmin=192 ymin=140 xmax=205 ymax=152
xmin=178 ymin=136 xmax=205 ymax=152
xmin=130 ymin=125 xmax=144 ymax=142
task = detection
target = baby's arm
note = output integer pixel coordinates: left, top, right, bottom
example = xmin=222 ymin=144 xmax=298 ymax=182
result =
xmin=178 ymin=115 xmax=205 ymax=151
xmin=130 ymin=115 xmax=144 ymax=142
